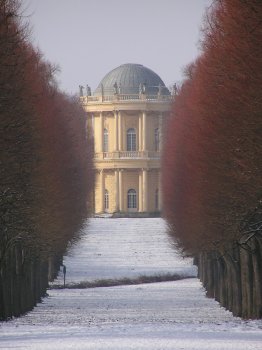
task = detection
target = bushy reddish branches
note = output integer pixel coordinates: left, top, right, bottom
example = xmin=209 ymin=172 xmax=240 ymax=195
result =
xmin=162 ymin=0 xmax=262 ymax=255
xmin=0 ymin=0 xmax=94 ymax=319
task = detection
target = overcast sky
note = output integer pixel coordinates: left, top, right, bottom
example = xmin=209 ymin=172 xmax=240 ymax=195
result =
xmin=25 ymin=0 xmax=212 ymax=95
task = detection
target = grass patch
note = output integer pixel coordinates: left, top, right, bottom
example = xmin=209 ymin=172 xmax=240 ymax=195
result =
xmin=50 ymin=273 xmax=195 ymax=289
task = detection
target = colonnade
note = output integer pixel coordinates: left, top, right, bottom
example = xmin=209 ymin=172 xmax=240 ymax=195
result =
xmin=98 ymin=168 xmax=162 ymax=213
xmin=98 ymin=111 xmax=163 ymax=153
xmin=96 ymin=110 xmax=163 ymax=213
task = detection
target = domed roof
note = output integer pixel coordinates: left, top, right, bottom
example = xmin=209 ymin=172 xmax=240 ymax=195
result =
xmin=94 ymin=63 xmax=170 ymax=96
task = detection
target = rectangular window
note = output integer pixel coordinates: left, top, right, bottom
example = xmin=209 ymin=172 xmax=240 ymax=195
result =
xmin=103 ymin=129 xmax=108 ymax=152
xmin=127 ymin=129 xmax=136 ymax=151
xmin=127 ymin=190 xmax=137 ymax=209
xmin=104 ymin=190 xmax=109 ymax=211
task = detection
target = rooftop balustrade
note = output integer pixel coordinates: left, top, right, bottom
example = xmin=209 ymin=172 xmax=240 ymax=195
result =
xmin=94 ymin=151 xmax=160 ymax=160
xmin=80 ymin=93 xmax=173 ymax=104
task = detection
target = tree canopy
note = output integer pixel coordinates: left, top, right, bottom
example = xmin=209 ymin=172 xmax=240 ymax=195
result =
xmin=163 ymin=0 xmax=262 ymax=254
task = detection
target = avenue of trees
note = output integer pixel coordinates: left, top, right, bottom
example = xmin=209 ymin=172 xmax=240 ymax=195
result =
xmin=0 ymin=0 xmax=93 ymax=320
xmin=163 ymin=0 xmax=262 ymax=319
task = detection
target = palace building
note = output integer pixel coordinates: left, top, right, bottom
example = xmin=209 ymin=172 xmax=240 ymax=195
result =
xmin=81 ymin=63 xmax=172 ymax=215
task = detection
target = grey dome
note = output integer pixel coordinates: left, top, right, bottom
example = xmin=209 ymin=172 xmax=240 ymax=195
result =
xmin=94 ymin=63 xmax=170 ymax=96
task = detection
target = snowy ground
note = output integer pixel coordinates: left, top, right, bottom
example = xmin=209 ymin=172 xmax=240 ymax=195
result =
xmin=0 ymin=218 xmax=262 ymax=349
xmin=54 ymin=218 xmax=196 ymax=284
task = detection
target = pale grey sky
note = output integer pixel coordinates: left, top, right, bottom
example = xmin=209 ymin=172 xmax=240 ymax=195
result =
xmin=25 ymin=0 xmax=212 ymax=95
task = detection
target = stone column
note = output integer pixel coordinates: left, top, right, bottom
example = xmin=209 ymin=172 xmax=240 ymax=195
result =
xmin=100 ymin=170 xmax=104 ymax=212
xmin=142 ymin=111 xmax=147 ymax=152
xmin=139 ymin=114 xmax=142 ymax=152
xmin=119 ymin=169 xmax=123 ymax=211
xmin=118 ymin=111 xmax=122 ymax=151
xmin=159 ymin=113 xmax=163 ymax=152
xmin=142 ymin=169 xmax=148 ymax=212
xmin=158 ymin=170 xmax=162 ymax=211
xmin=91 ymin=113 xmax=95 ymax=138
xmin=99 ymin=112 xmax=103 ymax=152
xmin=139 ymin=171 xmax=143 ymax=212
xmin=114 ymin=111 xmax=118 ymax=151
xmin=115 ymin=170 xmax=119 ymax=212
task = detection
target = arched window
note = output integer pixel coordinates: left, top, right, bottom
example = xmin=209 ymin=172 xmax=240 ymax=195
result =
xmin=155 ymin=189 xmax=159 ymax=210
xmin=127 ymin=128 xmax=136 ymax=151
xmin=104 ymin=189 xmax=109 ymax=211
xmin=127 ymin=189 xmax=137 ymax=209
xmin=103 ymin=128 xmax=108 ymax=152
xmin=154 ymin=128 xmax=160 ymax=151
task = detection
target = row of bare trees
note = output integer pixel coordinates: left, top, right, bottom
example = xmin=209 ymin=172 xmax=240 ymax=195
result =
xmin=163 ymin=0 xmax=262 ymax=319
xmin=0 ymin=0 xmax=93 ymax=320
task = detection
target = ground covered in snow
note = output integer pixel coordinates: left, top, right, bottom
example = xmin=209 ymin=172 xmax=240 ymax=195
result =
xmin=0 ymin=218 xmax=262 ymax=349
xmin=54 ymin=218 xmax=196 ymax=284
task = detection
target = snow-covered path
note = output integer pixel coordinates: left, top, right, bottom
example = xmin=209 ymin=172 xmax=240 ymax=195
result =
xmin=54 ymin=218 xmax=196 ymax=284
xmin=0 ymin=218 xmax=262 ymax=349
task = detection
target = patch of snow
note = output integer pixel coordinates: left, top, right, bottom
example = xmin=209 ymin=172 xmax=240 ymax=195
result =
xmin=54 ymin=218 xmax=196 ymax=284
xmin=0 ymin=218 xmax=261 ymax=349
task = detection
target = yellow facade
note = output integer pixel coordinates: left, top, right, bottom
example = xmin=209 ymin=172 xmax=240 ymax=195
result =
xmin=81 ymin=64 xmax=172 ymax=215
